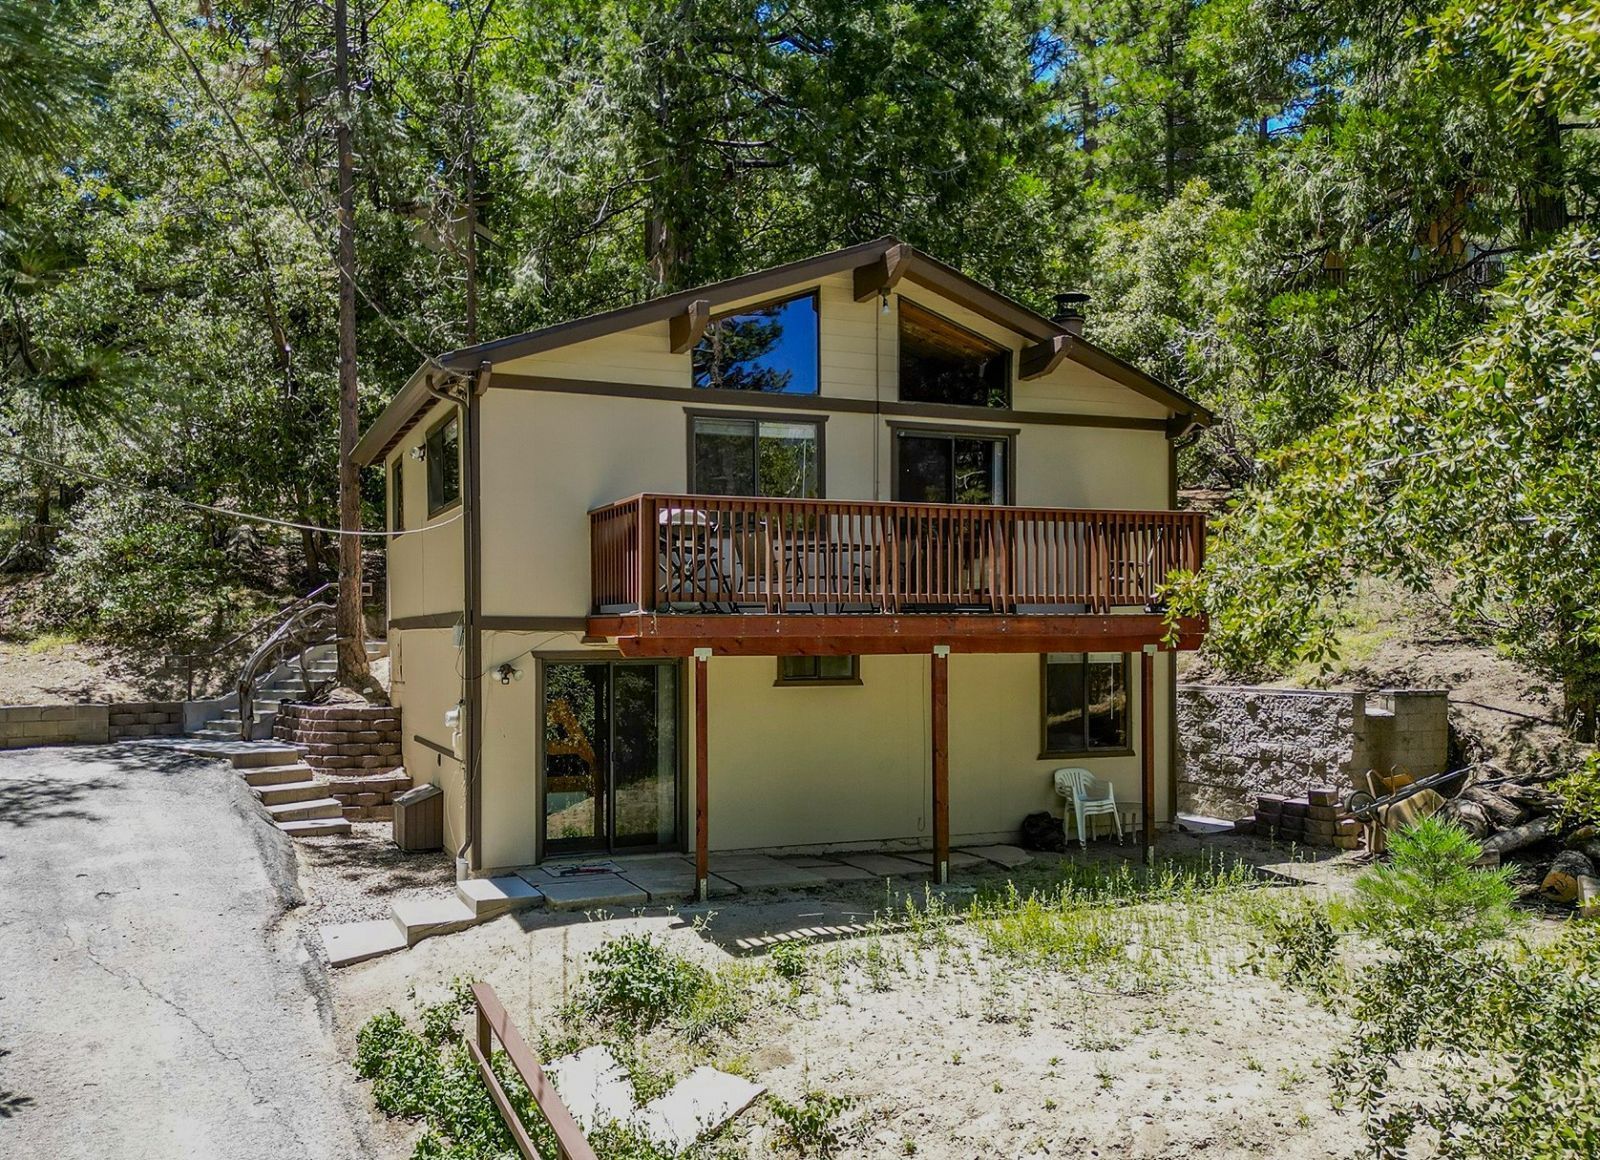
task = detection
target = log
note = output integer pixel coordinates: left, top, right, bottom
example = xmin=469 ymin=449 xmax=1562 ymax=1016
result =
xmin=1564 ymin=825 xmax=1599 ymax=848
xmin=1462 ymin=787 xmax=1528 ymax=828
xmin=1480 ymin=816 xmax=1558 ymax=857
xmin=1539 ymin=850 xmax=1595 ymax=905
xmin=1437 ymin=798 xmax=1491 ymax=840
xmin=1498 ymin=783 xmax=1562 ymax=812
xmin=1580 ymin=842 xmax=1600 ymax=868
xmin=1579 ymin=875 xmax=1600 ymax=920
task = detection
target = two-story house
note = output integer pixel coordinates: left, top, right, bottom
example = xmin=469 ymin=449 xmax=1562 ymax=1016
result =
xmin=354 ymin=238 xmax=1209 ymax=896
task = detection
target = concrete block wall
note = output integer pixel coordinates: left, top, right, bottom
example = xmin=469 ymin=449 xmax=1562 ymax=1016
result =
xmin=0 ymin=704 xmax=110 ymax=748
xmin=1177 ymin=685 xmax=1450 ymax=818
xmin=107 ymin=702 xmax=184 ymax=741
xmin=272 ymin=704 xmax=410 ymax=821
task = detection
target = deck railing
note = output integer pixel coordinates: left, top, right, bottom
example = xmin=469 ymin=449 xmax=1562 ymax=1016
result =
xmin=468 ymin=982 xmax=597 ymax=1160
xmin=590 ymin=493 xmax=1205 ymax=616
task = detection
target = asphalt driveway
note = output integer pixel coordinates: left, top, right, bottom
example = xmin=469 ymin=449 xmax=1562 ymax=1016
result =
xmin=0 ymin=744 xmax=377 ymax=1159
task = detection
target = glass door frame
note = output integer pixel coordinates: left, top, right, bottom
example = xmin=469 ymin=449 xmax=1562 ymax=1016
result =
xmin=536 ymin=654 xmax=686 ymax=860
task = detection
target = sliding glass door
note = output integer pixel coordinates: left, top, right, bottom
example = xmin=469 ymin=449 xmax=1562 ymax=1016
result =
xmin=542 ymin=661 xmax=679 ymax=856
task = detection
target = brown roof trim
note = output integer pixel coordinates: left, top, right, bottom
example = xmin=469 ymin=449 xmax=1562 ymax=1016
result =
xmin=355 ymin=237 xmax=1210 ymax=465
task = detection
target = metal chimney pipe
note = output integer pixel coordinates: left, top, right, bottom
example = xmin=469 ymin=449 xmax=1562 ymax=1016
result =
xmin=1052 ymin=291 xmax=1089 ymax=336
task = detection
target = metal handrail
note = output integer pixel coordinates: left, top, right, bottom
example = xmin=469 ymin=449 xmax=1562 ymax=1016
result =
xmin=175 ymin=582 xmax=336 ymax=700
xmin=235 ymin=601 xmax=338 ymax=739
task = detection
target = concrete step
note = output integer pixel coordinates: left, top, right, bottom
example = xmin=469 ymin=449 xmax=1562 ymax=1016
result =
xmin=390 ymin=896 xmax=480 ymax=947
xmin=322 ymin=919 xmax=406 ymax=966
xmin=457 ymin=876 xmax=545 ymax=918
xmin=190 ymin=728 xmax=238 ymax=741
xmin=265 ymin=797 xmax=344 ymax=822
xmin=280 ymin=818 xmax=353 ymax=839
xmin=242 ymin=763 xmax=317 ymax=787
xmin=255 ymin=779 xmax=330 ymax=807
xmin=228 ymin=747 xmax=305 ymax=769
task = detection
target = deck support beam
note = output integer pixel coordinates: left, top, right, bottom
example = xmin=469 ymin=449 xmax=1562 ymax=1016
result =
xmin=694 ymin=647 xmax=710 ymax=900
xmin=1141 ymin=644 xmax=1157 ymax=865
xmin=931 ymin=645 xmax=950 ymax=884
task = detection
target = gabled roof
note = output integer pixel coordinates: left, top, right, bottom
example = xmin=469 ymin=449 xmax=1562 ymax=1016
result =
xmin=354 ymin=237 xmax=1210 ymax=465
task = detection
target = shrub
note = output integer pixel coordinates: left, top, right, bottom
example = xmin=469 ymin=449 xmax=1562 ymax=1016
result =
xmin=769 ymin=1090 xmax=856 ymax=1157
xmin=1551 ymin=753 xmax=1600 ymax=829
xmin=578 ymin=933 xmax=710 ymax=1032
xmin=354 ymin=1008 xmax=442 ymax=1121
xmin=1350 ymin=816 xmax=1514 ymax=950
xmin=1255 ymin=899 xmax=1339 ymax=988
xmin=768 ymin=940 xmax=809 ymax=982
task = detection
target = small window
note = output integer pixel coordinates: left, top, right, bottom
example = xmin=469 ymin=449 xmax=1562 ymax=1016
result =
xmin=390 ymin=458 xmax=405 ymax=533
xmin=776 ymin=656 xmax=860 ymax=685
xmin=693 ymin=292 xmax=819 ymax=395
xmin=426 ymin=413 xmax=460 ymax=516
xmin=1042 ymin=653 xmax=1130 ymax=755
xmin=898 ymin=299 xmax=1010 ymax=408
xmin=690 ymin=415 xmax=821 ymax=498
xmin=894 ymin=429 xmax=1009 ymax=505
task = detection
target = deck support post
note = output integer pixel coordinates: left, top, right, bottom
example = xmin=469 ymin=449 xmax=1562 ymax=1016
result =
xmin=693 ymin=647 xmax=711 ymax=901
xmin=1141 ymin=644 xmax=1157 ymax=865
xmin=931 ymin=645 xmax=950 ymax=885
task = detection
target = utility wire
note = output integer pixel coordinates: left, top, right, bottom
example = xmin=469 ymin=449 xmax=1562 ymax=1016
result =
xmin=5 ymin=445 xmax=457 ymax=538
xmin=142 ymin=0 xmax=449 ymax=374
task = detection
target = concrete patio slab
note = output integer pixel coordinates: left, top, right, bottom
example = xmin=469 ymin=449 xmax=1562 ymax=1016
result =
xmin=519 ymin=860 xmax=624 ymax=883
xmin=614 ymin=859 xmax=738 ymax=901
xmin=457 ymin=875 xmax=544 ymax=917
xmin=901 ymin=850 xmax=987 ymax=870
xmin=796 ymin=862 xmax=878 ymax=882
xmin=634 ymin=1066 xmax=765 ymax=1153
xmin=960 ymin=844 xmax=1033 ymax=869
xmin=322 ymin=919 xmax=407 ymax=967
xmin=710 ymin=856 xmax=829 ymax=892
xmin=546 ymin=1045 xmax=635 ymax=1134
xmin=536 ymin=873 xmax=649 ymax=911
xmin=836 ymin=852 xmax=928 ymax=877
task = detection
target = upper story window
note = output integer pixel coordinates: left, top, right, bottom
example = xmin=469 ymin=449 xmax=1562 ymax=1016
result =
xmin=689 ymin=413 xmax=821 ymax=498
xmin=692 ymin=292 xmax=819 ymax=395
xmin=898 ymin=299 xmax=1010 ymax=408
xmin=390 ymin=459 xmax=405 ymax=533
xmin=426 ymin=412 xmax=460 ymax=516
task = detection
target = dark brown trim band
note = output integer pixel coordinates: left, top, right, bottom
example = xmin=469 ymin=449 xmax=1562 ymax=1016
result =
xmin=389 ymin=612 xmax=462 ymax=631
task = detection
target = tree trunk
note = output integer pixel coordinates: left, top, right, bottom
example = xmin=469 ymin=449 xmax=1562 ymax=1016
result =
xmin=333 ymin=0 xmax=370 ymax=687
xmin=1540 ymin=850 xmax=1595 ymax=905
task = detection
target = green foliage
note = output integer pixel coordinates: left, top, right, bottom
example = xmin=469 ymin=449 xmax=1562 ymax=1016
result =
xmin=1551 ymin=752 xmax=1600 ymax=828
xmin=1329 ymin=925 xmax=1600 ymax=1158
xmin=420 ymin=978 xmax=478 ymax=1046
xmin=1253 ymin=899 xmax=1339 ymax=989
xmin=767 ymin=940 xmax=809 ymax=982
xmin=768 ymin=1090 xmax=857 ymax=1158
xmin=577 ymin=933 xmax=711 ymax=1032
xmin=1351 ymin=818 xmax=1515 ymax=950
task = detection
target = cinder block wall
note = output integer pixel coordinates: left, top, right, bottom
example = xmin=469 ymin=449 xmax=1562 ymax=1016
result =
xmin=272 ymin=704 xmax=410 ymax=821
xmin=1177 ymin=685 xmax=1450 ymax=817
xmin=0 ymin=704 xmax=110 ymax=748
xmin=107 ymin=702 xmax=184 ymax=741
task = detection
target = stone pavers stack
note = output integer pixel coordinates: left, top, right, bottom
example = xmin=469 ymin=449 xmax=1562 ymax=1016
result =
xmin=1248 ymin=786 xmax=1362 ymax=849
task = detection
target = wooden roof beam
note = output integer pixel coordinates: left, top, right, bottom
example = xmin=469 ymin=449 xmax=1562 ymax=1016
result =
xmin=1019 ymin=335 xmax=1072 ymax=380
xmin=853 ymin=243 xmax=911 ymax=302
xmin=669 ymin=298 xmax=712 ymax=354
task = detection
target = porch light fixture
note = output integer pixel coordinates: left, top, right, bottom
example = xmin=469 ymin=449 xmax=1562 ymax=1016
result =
xmin=496 ymin=662 xmax=523 ymax=685
xmin=880 ymin=289 xmax=891 ymax=315
xmin=409 ymin=445 xmax=426 ymax=462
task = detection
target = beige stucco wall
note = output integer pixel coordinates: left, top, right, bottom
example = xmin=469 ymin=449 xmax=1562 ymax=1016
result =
xmin=381 ymin=264 xmax=1184 ymax=870
xmin=464 ymin=637 xmax=1173 ymax=871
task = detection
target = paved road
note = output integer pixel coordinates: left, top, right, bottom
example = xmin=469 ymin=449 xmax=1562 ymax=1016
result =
xmin=0 ymin=744 xmax=377 ymax=1159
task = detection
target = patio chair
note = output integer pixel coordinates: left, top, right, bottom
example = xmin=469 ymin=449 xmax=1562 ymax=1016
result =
xmin=1053 ymin=767 xmax=1124 ymax=848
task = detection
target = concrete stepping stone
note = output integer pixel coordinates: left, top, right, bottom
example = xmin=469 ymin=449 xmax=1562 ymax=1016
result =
xmin=615 ymin=862 xmax=738 ymax=901
xmin=391 ymin=896 xmax=479 ymax=946
xmin=902 ymin=850 xmax=986 ymax=870
xmin=545 ymin=1046 xmax=636 ymax=1133
xmin=634 ymin=1066 xmax=765 ymax=1154
xmin=705 ymin=854 xmax=827 ymax=892
xmin=323 ymin=919 xmax=407 ymax=967
xmin=799 ymin=863 xmax=878 ymax=882
xmin=959 ymin=844 xmax=1032 ymax=869
xmin=279 ymin=818 xmax=352 ymax=838
xmin=265 ymin=797 xmax=343 ymax=822
xmin=456 ymin=875 xmax=544 ymax=918
xmin=535 ymin=873 xmax=649 ymax=911
xmin=836 ymin=853 xmax=927 ymax=877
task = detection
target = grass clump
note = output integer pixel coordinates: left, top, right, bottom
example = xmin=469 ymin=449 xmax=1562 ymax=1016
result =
xmin=768 ymin=1090 xmax=857 ymax=1157
xmin=578 ymin=932 xmax=711 ymax=1032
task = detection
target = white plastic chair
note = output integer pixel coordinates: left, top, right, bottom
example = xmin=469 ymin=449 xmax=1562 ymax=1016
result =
xmin=1053 ymin=767 xmax=1124 ymax=848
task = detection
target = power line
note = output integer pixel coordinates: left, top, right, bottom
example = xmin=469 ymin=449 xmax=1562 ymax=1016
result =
xmin=141 ymin=0 xmax=449 ymax=375
xmin=5 ymin=444 xmax=457 ymax=538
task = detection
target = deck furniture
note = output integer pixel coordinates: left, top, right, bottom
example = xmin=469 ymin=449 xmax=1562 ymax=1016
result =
xmin=1054 ymin=766 xmax=1124 ymax=847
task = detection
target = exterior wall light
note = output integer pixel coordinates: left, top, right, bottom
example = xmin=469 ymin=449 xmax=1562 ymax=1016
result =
xmin=409 ymin=445 xmax=426 ymax=462
xmin=496 ymin=663 xmax=523 ymax=685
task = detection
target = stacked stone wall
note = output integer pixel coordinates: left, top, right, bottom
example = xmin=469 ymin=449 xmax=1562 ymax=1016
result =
xmin=107 ymin=702 xmax=184 ymax=741
xmin=1 ymin=700 xmax=184 ymax=748
xmin=272 ymin=703 xmax=410 ymax=820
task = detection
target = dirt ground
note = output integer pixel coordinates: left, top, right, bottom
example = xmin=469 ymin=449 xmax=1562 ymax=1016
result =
xmin=0 ymin=636 xmax=174 ymax=703
xmin=309 ymin=836 xmax=1363 ymax=1159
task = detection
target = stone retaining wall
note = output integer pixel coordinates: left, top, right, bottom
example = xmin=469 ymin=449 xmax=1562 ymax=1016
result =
xmin=1178 ymin=685 xmax=1450 ymax=818
xmin=272 ymin=703 xmax=409 ymax=821
xmin=0 ymin=700 xmax=184 ymax=748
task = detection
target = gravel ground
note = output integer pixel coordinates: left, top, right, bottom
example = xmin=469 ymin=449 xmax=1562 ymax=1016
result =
xmin=295 ymin=822 xmax=456 ymax=943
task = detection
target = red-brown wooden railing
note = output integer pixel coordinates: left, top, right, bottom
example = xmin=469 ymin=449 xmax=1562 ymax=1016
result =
xmin=590 ymin=494 xmax=1204 ymax=616
xmin=468 ymin=982 xmax=597 ymax=1160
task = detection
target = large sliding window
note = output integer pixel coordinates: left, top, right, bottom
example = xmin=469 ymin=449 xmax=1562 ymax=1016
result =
xmin=689 ymin=413 xmax=822 ymax=498
xmin=1041 ymin=653 xmax=1131 ymax=756
xmin=898 ymin=299 xmax=1010 ymax=408
xmin=893 ymin=427 xmax=1010 ymax=505
xmin=692 ymin=292 xmax=819 ymax=394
